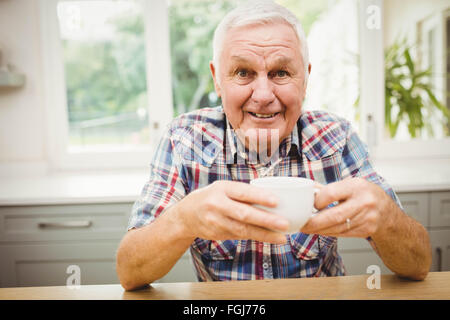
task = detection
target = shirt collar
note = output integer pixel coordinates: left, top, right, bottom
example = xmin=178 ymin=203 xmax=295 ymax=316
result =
xmin=224 ymin=117 xmax=301 ymax=165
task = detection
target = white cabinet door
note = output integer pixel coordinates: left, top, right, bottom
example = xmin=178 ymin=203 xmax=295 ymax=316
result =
xmin=155 ymin=250 xmax=197 ymax=283
xmin=397 ymin=192 xmax=429 ymax=227
xmin=0 ymin=241 xmax=121 ymax=288
xmin=0 ymin=203 xmax=132 ymax=288
xmin=338 ymin=238 xmax=392 ymax=276
xmin=339 ymin=250 xmax=393 ymax=276
xmin=338 ymin=237 xmax=372 ymax=251
xmin=430 ymin=192 xmax=450 ymax=228
xmin=429 ymin=229 xmax=450 ymax=272
xmin=0 ymin=203 xmax=132 ymax=242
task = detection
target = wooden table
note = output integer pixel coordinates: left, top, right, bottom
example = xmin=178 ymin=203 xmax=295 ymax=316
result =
xmin=1 ymin=272 xmax=449 ymax=300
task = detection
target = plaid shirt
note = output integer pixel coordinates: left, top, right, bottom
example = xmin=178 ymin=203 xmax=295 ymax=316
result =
xmin=128 ymin=106 xmax=402 ymax=281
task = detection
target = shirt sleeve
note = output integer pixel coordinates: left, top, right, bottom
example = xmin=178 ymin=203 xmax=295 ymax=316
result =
xmin=339 ymin=122 xmax=404 ymax=254
xmin=127 ymin=126 xmax=189 ymax=231
xmin=340 ymin=122 xmax=403 ymax=210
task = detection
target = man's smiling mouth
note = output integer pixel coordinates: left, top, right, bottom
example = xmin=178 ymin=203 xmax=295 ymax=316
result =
xmin=248 ymin=112 xmax=280 ymax=119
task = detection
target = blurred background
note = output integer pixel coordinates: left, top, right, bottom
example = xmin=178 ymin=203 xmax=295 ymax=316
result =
xmin=0 ymin=0 xmax=449 ymax=288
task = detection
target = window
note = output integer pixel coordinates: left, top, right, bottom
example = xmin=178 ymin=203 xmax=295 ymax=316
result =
xmin=167 ymin=0 xmax=233 ymax=116
xmin=168 ymin=0 xmax=362 ymax=133
xmin=374 ymin=0 xmax=450 ymax=160
xmin=297 ymin=0 xmax=361 ymax=134
xmin=57 ymin=1 xmax=149 ymax=152
xmin=39 ymin=0 xmax=172 ymax=169
xmin=40 ymin=0 xmax=450 ymax=171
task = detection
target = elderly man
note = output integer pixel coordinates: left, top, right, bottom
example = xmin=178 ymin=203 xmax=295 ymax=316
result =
xmin=116 ymin=1 xmax=431 ymax=291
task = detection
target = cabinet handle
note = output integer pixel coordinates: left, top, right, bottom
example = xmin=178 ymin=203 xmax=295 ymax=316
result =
xmin=38 ymin=220 xmax=92 ymax=229
xmin=436 ymin=247 xmax=442 ymax=272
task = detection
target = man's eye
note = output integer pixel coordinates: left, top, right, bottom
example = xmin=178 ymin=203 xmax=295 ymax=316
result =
xmin=275 ymin=70 xmax=288 ymax=77
xmin=237 ymin=70 xmax=248 ymax=77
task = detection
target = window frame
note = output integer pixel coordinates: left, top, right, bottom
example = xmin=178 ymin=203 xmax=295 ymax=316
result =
xmin=359 ymin=0 xmax=450 ymax=162
xmin=39 ymin=0 xmax=173 ymax=170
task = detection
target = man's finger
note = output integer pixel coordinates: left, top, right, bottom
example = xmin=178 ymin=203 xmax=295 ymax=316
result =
xmin=223 ymin=215 xmax=288 ymax=244
xmin=314 ymin=178 xmax=355 ymax=210
xmin=301 ymin=199 xmax=359 ymax=234
xmin=224 ymin=181 xmax=279 ymax=207
xmin=302 ymin=210 xmax=366 ymax=237
xmin=221 ymin=198 xmax=289 ymax=232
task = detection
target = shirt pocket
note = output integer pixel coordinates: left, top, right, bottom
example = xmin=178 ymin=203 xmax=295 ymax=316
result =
xmin=301 ymin=153 xmax=343 ymax=185
xmin=289 ymin=232 xmax=320 ymax=261
xmin=192 ymin=238 xmax=239 ymax=260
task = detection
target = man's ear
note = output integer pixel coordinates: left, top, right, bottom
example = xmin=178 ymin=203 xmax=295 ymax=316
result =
xmin=302 ymin=63 xmax=311 ymax=99
xmin=209 ymin=61 xmax=221 ymax=97
xmin=305 ymin=63 xmax=311 ymax=89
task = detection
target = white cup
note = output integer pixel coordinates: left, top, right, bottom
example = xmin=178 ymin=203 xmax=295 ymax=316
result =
xmin=250 ymin=176 xmax=317 ymax=234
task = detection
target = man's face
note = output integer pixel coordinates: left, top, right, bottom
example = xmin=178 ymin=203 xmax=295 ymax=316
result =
xmin=210 ymin=22 xmax=309 ymax=151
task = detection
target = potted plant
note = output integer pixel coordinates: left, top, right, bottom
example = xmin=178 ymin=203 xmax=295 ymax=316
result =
xmin=384 ymin=38 xmax=449 ymax=138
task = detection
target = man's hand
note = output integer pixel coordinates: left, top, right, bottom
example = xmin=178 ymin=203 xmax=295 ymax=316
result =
xmin=301 ymin=177 xmax=390 ymax=238
xmin=173 ymin=180 xmax=289 ymax=244
xmin=301 ymin=177 xmax=432 ymax=280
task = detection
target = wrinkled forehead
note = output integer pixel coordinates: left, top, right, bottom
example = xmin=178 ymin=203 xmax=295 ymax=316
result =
xmin=221 ymin=22 xmax=302 ymax=67
xmin=224 ymin=21 xmax=300 ymax=49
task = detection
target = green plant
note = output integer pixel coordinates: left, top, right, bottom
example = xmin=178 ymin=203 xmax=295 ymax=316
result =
xmin=385 ymin=39 xmax=449 ymax=138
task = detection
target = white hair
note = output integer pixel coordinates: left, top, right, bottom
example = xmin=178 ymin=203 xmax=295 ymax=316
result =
xmin=212 ymin=0 xmax=310 ymax=85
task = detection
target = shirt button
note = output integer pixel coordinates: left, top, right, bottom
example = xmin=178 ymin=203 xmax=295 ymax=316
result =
xmin=262 ymin=262 xmax=269 ymax=269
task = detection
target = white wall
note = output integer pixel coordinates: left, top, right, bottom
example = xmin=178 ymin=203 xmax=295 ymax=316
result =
xmin=0 ymin=0 xmax=47 ymax=169
xmin=383 ymin=0 xmax=450 ymax=47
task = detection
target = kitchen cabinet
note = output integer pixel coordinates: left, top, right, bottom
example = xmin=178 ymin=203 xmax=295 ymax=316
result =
xmin=396 ymin=192 xmax=429 ymax=227
xmin=0 ymin=203 xmax=196 ymax=287
xmin=153 ymin=250 xmax=197 ymax=283
xmin=430 ymin=192 xmax=450 ymax=227
xmin=0 ymin=203 xmax=131 ymax=242
xmin=0 ymin=242 xmax=120 ymax=287
xmin=338 ymin=249 xmax=392 ymax=275
xmin=338 ymin=237 xmax=392 ymax=276
xmin=429 ymin=229 xmax=450 ymax=272
xmin=0 ymin=203 xmax=131 ymax=287
xmin=0 ymin=191 xmax=449 ymax=287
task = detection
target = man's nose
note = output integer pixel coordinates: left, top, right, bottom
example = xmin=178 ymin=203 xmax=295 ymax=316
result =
xmin=251 ymin=75 xmax=275 ymax=106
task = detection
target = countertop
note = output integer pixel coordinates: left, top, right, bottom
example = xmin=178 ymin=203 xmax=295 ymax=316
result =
xmin=0 ymin=170 xmax=148 ymax=206
xmin=0 ymin=272 xmax=449 ymax=299
xmin=0 ymin=159 xmax=449 ymax=206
